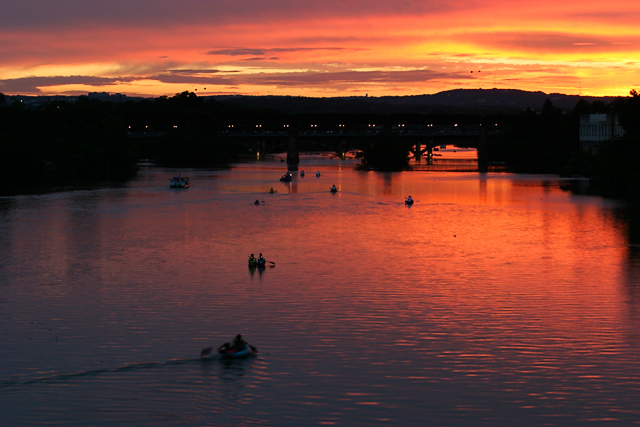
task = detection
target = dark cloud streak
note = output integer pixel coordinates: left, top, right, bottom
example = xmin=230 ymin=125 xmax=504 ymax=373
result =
xmin=0 ymin=68 xmax=468 ymax=94
xmin=0 ymin=76 xmax=133 ymax=93
xmin=244 ymin=69 xmax=470 ymax=86
xmin=206 ymin=47 xmax=349 ymax=56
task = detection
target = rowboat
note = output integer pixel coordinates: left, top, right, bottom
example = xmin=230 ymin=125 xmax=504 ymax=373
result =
xmin=218 ymin=344 xmax=254 ymax=359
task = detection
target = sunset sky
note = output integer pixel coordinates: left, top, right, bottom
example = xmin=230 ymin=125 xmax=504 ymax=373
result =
xmin=2 ymin=0 xmax=640 ymax=98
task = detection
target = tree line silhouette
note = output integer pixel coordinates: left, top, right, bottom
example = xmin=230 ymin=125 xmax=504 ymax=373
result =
xmin=1 ymin=90 xmax=639 ymax=197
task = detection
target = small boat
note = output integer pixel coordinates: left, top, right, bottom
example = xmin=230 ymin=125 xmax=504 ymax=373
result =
xmin=280 ymin=172 xmax=293 ymax=182
xmin=218 ymin=344 xmax=254 ymax=359
xmin=330 ymin=186 xmax=337 ymax=193
xmin=170 ymin=176 xmax=190 ymax=188
xmin=300 ymin=170 xmax=305 ymax=177
xmin=405 ymin=197 xmax=414 ymax=205
xmin=316 ymin=171 xmax=321 ymax=177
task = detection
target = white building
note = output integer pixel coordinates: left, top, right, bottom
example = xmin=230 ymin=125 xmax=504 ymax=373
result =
xmin=579 ymin=113 xmax=625 ymax=154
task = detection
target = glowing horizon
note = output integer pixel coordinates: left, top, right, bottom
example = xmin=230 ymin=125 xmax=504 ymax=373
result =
xmin=1 ymin=0 xmax=639 ymax=98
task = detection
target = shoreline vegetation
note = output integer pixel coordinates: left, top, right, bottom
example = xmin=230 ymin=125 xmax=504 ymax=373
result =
xmin=1 ymin=89 xmax=639 ymax=199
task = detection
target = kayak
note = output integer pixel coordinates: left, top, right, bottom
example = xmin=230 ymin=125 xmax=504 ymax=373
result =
xmin=218 ymin=344 xmax=254 ymax=359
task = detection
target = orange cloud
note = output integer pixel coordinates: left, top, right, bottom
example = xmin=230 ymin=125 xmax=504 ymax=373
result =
xmin=1 ymin=0 xmax=640 ymax=97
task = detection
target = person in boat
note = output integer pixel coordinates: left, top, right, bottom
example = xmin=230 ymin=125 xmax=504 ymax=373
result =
xmin=257 ymin=253 xmax=266 ymax=267
xmin=201 ymin=335 xmax=258 ymax=357
xmin=406 ymin=196 xmax=414 ymax=204
xmin=217 ymin=334 xmax=249 ymax=353
xmin=232 ymin=334 xmax=248 ymax=351
xmin=331 ymin=184 xmax=337 ymax=192
xmin=269 ymin=188 xmax=275 ymax=193
xmin=248 ymin=254 xmax=257 ymax=266
xmin=255 ymin=199 xmax=260 ymax=205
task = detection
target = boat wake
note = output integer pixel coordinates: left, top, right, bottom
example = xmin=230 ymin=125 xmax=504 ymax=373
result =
xmin=0 ymin=358 xmax=203 ymax=389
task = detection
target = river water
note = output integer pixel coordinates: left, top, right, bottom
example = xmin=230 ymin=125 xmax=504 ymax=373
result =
xmin=2 ymin=158 xmax=640 ymax=426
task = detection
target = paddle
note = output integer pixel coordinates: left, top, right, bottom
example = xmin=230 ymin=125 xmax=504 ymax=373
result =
xmin=268 ymin=261 xmax=275 ymax=266
xmin=201 ymin=344 xmax=258 ymax=356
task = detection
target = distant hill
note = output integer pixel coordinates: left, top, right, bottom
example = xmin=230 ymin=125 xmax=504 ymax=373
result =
xmin=212 ymin=89 xmax=620 ymax=115
xmin=4 ymin=88 xmax=622 ymax=115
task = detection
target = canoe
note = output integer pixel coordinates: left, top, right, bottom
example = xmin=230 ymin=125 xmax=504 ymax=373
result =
xmin=218 ymin=344 xmax=254 ymax=359
xmin=170 ymin=177 xmax=190 ymax=188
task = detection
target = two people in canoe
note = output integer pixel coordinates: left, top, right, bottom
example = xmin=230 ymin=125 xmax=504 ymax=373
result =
xmin=248 ymin=253 xmax=268 ymax=267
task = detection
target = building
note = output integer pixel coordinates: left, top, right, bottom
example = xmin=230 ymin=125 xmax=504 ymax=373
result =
xmin=579 ymin=113 xmax=625 ymax=154
xmin=88 ymin=92 xmax=128 ymax=102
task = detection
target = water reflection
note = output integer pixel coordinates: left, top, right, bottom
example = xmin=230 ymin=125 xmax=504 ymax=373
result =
xmin=2 ymin=163 xmax=640 ymax=425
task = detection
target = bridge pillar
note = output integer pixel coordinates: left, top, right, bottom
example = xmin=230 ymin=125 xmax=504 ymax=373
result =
xmin=286 ymin=126 xmax=299 ymax=170
xmin=427 ymin=144 xmax=433 ymax=165
xmin=477 ymin=129 xmax=488 ymax=172
xmin=414 ymin=143 xmax=422 ymax=161
xmin=254 ymin=140 xmax=266 ymax=160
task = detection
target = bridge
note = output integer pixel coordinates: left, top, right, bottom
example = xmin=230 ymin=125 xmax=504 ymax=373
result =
xmin=131 ymin=113 xmax=504 ymax=171
xmin=223 ymin=125 xmax=496 ymax=171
